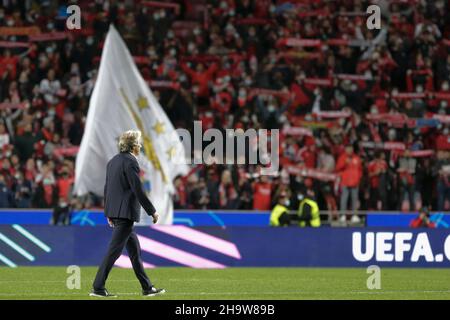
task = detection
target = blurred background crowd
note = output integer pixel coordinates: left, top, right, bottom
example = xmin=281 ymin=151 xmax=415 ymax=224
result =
xmin=0 ymin=0 xmax=449 ymax=218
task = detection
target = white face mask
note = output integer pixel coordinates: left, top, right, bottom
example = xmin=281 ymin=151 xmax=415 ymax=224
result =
xmin=388 ymin=130 xmax=396 ymax=140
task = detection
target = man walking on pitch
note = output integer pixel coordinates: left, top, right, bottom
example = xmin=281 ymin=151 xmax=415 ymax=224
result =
xmin=90 ymin=130 xmax=165 ymax=297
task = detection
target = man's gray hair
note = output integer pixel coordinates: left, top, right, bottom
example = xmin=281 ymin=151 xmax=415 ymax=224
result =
xmin=118 ymin=130 xmax=142 ymax=153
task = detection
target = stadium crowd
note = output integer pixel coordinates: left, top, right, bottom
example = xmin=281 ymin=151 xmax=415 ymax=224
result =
xmin=0 ymin=0 xmax=449 ymax=220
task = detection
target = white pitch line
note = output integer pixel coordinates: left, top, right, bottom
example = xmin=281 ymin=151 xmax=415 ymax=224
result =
xmin=1 ymin=290 xmax=450 ymax=297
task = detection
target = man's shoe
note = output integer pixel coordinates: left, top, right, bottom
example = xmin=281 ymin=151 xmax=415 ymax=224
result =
xmin=143 ymin=287 xmax=166 ymax=297
xmin=350 ymin=215 xmax=361 ymax=224
xmin=89 ymin=289 xmax=117 ymax=297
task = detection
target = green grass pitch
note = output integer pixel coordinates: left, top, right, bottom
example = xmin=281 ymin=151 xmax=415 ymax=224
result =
xmin=0 ymin=267 xmax=449 ymax=300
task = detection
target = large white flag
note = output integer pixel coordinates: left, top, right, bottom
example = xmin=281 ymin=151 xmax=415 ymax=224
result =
xmin=74 ymin=25 xmax=189 ymax=225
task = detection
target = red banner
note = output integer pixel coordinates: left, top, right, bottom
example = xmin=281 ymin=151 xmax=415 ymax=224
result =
xmin=392 ymin=92 xmax=427 ymax=100
xmin=235 ymin=18 xmax=274 ymax=25
xmin=432 ymin=114 xmax=450 ymax=124
xmin=94 ymin=56 xmax=150 ymax=65
xmin=148 ymin=80 xmax=180 ymax=90
xmin=53 ymin=146 xmax=79 ymax=157
xmin=370 ymin=92 xmax=450 ymax=101
xmin=0 ymin=41 xmax=30 ymax=48
xmin=29 ymin=32 xmax=71 ymax=42
xmin=297 ymin=10 xmax=329 ymax=18
xmin=277 ymin=37 xmax=353 ymax=48
xmin=313 ymin=110 xmax=352 ymax=118
xmin=282 ymin=127 xmax=313 ymax=137
xmin=335 ymin=11 xmax=367 ymax=16
xmin=366 ymin=113 xmax=408 ymax=123
xmin=0 ymin=26 xmax=40 ymax=36
xmin=361 ymin=141 xmax=406 ymax=151
xmin=393 ymin=149 xmax=435 ymax=157
xmin=0 ymin=102 xmax=26 ymax=110
xmin=249 ymin=88 xmax=291 ymax=100
xmin=335 ymin=74 xmax=372 ymax=81
xmin=277 ymin=38 xmax=322 ymax=48
xmin=181 ymin=54 xmax=221 ymax=63
xmin=327 ymin=39 xmax=351 ymax=46
xmin=434 ymin=92 xmax=450 ymax=100
xmin=142 ymin=1 xmax=180 ymax=14
xmin=285 ymin=165 xmax=338 ymax=182
xmin=303 ymin=78 xmax=332 ymax=86
xmin=278 ymin=51 xmax=322 ymax=60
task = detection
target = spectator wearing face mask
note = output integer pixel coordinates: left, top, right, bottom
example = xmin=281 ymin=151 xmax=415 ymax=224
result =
xmin=39 ymin=69 xmax=61 ymax=105
xmin=297 ymin=188 xmax=321 ymax=228
xmin=12 ymin=172 xmax=32 ymax=208
xmin=433 ymin=150 xmax=450 ymax=211
xmin=336 ymin=144 xmax=362 ymax=223
xmin=0 ymin=123 xmax=9 ymax=149
xmin=367 ymin=151 xmax=388 ymax=210
xmin=0 ymin=174 xmax=14 ymax=208
xmin=397 ymin=151 xmax=418 ymax=211
xmin=269 ymin=191 xmax=291 ymax=227
xmin=33 ymin=171 xmax=58 ymax=208
xmin=51 ymin=196 xmax=71 ymax=226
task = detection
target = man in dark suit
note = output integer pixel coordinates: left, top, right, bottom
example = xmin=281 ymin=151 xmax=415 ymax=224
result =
xmin=90 ymin=130 xmax=165 ymax=297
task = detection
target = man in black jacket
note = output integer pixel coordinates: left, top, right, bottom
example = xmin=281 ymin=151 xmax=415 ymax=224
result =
xmin=90 ymin=130 xmax=165 ymax=297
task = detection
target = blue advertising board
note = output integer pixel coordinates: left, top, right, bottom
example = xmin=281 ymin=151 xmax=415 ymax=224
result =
xmin=0 ymin=209 xmax=271 ymax=226
xmin=366 ymin=212 xmax=450 ymax=228
xmin=0 ymin=225 xmax=449 ymax=268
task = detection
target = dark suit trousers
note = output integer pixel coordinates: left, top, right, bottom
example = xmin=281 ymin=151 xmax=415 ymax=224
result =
xmin=93 ymin=218 xmax=152 ymax=291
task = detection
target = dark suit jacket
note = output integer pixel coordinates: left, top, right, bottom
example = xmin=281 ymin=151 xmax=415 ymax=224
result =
xmin=104 ymin=152 xmax=156 ymax=222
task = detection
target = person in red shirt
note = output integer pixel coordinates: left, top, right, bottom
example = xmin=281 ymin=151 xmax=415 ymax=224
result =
xmin=0 ymin=49 xmax=19 ymax=80
xmin=335 ymin=144 xmax=363 ymax=223
xmin=56 ymin=168 xmax=74 ymax=202
xmin=180 ymin=62 xmax=218 ymax=98
xmin=367 ymin=151 xmax=388 ymax=210
xmin=410 ymin=208 xmax=436 ymax=228
xmin=252 ymin=175 xmax=272 ymax=210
